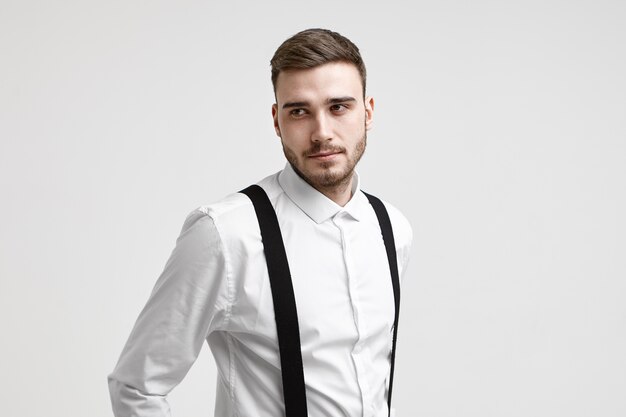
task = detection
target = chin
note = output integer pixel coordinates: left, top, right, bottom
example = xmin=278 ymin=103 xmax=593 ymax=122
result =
xmin=309 ymin=168 xmax=353 ymax=188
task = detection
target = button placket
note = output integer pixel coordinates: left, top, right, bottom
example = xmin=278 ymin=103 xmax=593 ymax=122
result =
xmin=333 ymin=212 xmax=371 ymax=417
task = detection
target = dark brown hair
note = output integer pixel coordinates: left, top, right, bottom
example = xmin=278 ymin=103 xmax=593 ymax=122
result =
xmin=270 ymin=28 xmax=367 ymax=97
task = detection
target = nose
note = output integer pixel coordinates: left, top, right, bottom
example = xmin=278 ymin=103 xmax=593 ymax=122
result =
xmin=311 ymin=113 xmax=333 ymax=142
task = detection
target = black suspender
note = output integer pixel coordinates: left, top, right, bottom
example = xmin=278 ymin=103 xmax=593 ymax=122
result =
xmin=240 ymin=185 xmax=308 ymax=417
xmin=362 ymin=191 xmax=401 ymax=413
xmin=240 ymin=184 xmax=401 ymax=417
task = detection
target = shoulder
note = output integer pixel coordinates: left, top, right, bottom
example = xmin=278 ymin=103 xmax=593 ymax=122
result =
xmin=380 ymin=198 xmax=413 ymax=250
xmin=184 ymin=171 xmax=284 ymax=240
xmin=361 ymin=190 xmax=412 ymax=245
xmin=372 ymin=197 xmax=413 ymax=277
xmin=361 ymin=191 xmax=412 ymax=252
xmin=195 ymin=192 xmax=253 ymax=224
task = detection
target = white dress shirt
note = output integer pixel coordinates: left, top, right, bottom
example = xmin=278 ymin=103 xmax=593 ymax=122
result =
xmin=108 ymin=164 xmax=412 ymax=417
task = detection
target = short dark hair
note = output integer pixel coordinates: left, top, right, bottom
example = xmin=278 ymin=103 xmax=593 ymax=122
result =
xmin=270 ymin=28 xmax=367 ymax=97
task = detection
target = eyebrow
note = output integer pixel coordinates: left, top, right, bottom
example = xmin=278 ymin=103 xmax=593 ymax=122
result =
xmin=327 ymin=96 xmax=356 ymax=105
xmin=282 ymin=101 xmax=309 ymax=109
xmin=282 ymin=96 xmax=357 ymax=109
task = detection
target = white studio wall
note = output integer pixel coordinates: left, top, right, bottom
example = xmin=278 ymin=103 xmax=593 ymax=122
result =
xmin=1 ymin=1 xmax=625 ymax=416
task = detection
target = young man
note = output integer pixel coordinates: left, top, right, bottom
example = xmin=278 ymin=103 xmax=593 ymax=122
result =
xmin=108 ymin=28 xmax=412 ymax=417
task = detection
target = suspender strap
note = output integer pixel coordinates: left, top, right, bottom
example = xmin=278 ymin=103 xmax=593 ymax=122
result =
xmin=240 ymin=185 xmax=308 ymax=417
xmin=240 ymin=184 xmax=400 ymax=417
xmin=363 ymin=191 xmax=401 ymax=414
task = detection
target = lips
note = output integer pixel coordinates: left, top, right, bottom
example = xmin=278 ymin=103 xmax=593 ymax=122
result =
xmin=306 ymin=147 xmax=345 ymax=158
xmin=309 ymin=151 xmax=341 ymax=158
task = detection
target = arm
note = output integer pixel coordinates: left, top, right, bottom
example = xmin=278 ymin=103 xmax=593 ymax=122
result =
xmin=107 ymin=209 xmax=230 ymax=416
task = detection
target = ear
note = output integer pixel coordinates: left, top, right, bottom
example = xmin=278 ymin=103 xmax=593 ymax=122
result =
xmin=272 ymin=104 xmax=281 ymax=137
xmin=364 ymin=96 xmax=375 ymax=131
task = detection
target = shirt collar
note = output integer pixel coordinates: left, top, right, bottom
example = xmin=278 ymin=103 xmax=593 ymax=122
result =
xmin=278 ymin=163 xmax=368 ymax=224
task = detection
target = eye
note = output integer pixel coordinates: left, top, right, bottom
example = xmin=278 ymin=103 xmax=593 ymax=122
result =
xmin=330 ymin=104 xmax=348 ymax=113
xmin=289 ymin=108 xmax=307 ymax=118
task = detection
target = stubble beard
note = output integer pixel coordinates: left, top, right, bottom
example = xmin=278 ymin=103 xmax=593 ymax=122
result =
xmin=282 ymin=130 xmax=367 ymax=194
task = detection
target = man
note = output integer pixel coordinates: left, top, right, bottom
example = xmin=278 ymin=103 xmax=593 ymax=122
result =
xmin=108 ymin=28 xmax=412 ymax=417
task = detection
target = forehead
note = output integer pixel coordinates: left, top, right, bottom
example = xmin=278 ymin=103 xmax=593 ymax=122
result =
xmin=275 ymin=62 xmax=363 ymax=104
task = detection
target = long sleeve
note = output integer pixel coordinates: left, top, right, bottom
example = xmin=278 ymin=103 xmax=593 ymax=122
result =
xmin=107 ymin=209 xmax=230 ymax=417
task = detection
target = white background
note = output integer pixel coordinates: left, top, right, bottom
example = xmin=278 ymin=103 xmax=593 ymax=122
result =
xmin=1 ymin=1 xmax=625 ymax=416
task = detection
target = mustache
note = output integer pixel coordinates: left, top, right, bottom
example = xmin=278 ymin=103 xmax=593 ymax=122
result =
xmin=304 ymin=143 xmax=346 ymax=157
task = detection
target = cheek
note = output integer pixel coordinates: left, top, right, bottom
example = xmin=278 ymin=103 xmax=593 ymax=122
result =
xmin=342 ymin=118 xmax=365 ymax=136
xmin=280 ymin=122 xmax=309 ymax=143
xmin=342 ymin=111 xmax=366 ymax=128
